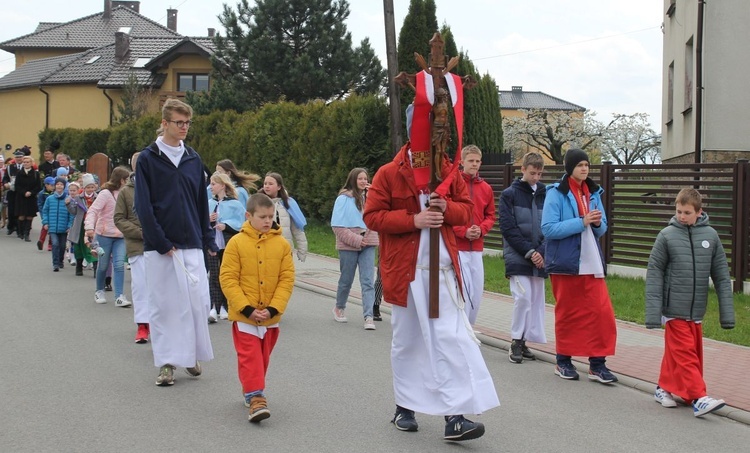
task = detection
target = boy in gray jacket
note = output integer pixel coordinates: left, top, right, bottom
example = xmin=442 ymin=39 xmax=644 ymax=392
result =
xmin=646 ymin=188 xmax=735 ymax=417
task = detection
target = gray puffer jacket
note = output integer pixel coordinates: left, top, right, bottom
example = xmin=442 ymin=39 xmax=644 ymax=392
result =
xmin=645 ymin=213 xmax=734 ymax=329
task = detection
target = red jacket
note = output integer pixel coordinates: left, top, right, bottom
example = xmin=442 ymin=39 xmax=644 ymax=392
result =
xmin=452 ymin=172 xmax=496 ymax=251
xmin=363 ymin=143 xmax=472 ymax=307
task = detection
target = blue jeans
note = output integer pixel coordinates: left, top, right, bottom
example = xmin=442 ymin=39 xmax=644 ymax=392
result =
xmin=49 ymin=232 xmax=67 ymax=268
xmin=336 ymin=246 xmax=375 ymax=319
xmin=95 ymin=235 xmax=125 ymax=296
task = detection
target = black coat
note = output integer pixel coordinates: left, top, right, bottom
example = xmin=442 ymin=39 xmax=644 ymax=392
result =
xmin=13 ymin=168 xmax=41 ymax=217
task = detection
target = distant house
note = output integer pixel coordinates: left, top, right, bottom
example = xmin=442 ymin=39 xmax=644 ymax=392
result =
xmin=661 ymin=0 xmax=750 ymax=163
xmin=0 ymin=1 xmax=217 ymax=157
xmin=499 ymin=86 xmax=586 ymax=163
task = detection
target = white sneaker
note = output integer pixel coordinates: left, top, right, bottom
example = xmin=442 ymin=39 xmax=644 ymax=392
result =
xmin=94 ymin=290 xmax=107 ymax=304
xmin=364 ymin=317 xmax=376 ymax=330
xmin=692 ymin=396 xmax=726 ymax=417
xmin=115 ymin=295 xmax=132 ymax=308
xmin=69 ymin=256 xmax=76 ymax=265
xmin=208 ymin=308 xmax=218 ymax=324
xmin=654 ymin=386 xmax=677 ymax=408
xmin=219 ymin=307 xmax=229 ymax=320
xmin=333 ymin=307 xmax=347 ymax=323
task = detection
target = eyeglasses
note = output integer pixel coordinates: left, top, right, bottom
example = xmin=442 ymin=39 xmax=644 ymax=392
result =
xmin=168 ymin=120 xmax=192 ymax=128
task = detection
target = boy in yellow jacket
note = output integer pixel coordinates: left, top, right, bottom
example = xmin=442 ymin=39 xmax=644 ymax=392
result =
xmin=220 ymin=193 xmax=295 ymax=423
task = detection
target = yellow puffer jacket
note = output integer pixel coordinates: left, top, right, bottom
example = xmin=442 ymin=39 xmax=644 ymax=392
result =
xmin=220 ymin=220 xmax=295 ymax=326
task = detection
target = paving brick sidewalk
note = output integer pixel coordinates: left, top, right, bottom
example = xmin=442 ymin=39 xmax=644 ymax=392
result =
xmin=295 ymin=253 xmax=750 ymax=423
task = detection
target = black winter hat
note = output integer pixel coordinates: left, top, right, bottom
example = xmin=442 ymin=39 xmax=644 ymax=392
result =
xmin=564 ymin=148 xmax=589 ymax=176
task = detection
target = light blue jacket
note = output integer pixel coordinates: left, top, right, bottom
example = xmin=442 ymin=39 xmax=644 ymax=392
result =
xmin=43 ymin=191 xmax=74 ymax=234
xmin=541 ymin=176 xmax=607 ymax=275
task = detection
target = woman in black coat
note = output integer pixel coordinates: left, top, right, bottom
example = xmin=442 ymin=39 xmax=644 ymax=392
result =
xmin=13 ymin=155 xmax=41 ymax=241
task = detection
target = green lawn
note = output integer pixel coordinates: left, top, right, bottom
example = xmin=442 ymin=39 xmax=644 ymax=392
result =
xmin=305 ymin=220 xmax=750 ymax=347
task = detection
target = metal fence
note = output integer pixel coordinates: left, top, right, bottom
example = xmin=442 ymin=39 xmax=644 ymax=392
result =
xmin=481 ymin=160 xmax=750 ymax=291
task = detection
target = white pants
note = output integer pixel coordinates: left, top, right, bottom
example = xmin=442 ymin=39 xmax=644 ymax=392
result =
xmin=144 ymin=249 xmax=214 ymax=368
xmin=509 ymin=275 xmax=547 ymax=344
xmin=458 ymin=251 xmax=484 ymax=325
xmin=129 ymin=254 xmax=149 ymax=324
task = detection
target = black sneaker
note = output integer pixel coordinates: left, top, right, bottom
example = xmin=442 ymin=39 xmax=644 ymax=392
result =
xmin=444 ymin=415 xmax=485 ymax=441
xmin=36 ymin=240 xmax=43 ymax=251
xmin=521 ymin=340 xmax=536 ymax=360
xmin=508 ymin=339 xmax=523 ymax=363
xmin=391 ymin=406 xmax=418 ymax=432
xmin=105 ymin=276 xmax=113 ymax=291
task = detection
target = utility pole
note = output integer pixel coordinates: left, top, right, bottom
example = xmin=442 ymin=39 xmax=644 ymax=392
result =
xmin=383 ymin=0 xmax=402 ymax=154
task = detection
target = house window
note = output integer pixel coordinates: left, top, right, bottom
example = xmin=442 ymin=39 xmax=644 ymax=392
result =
xmin=178 ymin=73 xmax=209 ymax=92
xmin=667 ymin=62 xmax=674 ymax=123
xmin=684 ymin=37 xmax=693 ymax=112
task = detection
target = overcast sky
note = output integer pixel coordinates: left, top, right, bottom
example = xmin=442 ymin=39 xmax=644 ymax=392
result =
xmin=0 ymin=0 xmax=664 ymax=126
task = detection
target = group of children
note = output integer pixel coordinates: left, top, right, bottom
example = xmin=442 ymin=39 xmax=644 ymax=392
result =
xmin=459 ymin=146 xmax=734 ymax=419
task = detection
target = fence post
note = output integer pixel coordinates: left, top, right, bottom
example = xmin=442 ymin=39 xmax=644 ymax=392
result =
xmin=733 ymin=160 xmax=749 ymax=292
xmin=502 ymin=163 xmax=513 ymax=190
xmin=600 ymin=161 xmax=613 ymax=263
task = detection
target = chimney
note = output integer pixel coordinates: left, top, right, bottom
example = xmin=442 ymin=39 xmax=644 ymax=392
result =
xmin=115 ymin=31 xmax=130 ymax=61
xmin=167 ymin=9 xmax=178 ymax=32
xmin=112 ymin=1 xmax=140 ymax=13
xmin=103 ymin=0 xmax=112 ymax=19
xmin=208 ymin=28 xmax=216 ymax=38
xmin=512 ymin=86 xmax=523 ymax=92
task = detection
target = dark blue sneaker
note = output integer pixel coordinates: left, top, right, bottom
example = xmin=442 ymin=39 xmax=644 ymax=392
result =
xmin=444 ymin=415 xmax=485 ymax=441
xmin=391 ymin=406 xmax=418 ymax=432
xmin=588 ymin=366 xmax=618 ymax=384
xmin=555 ymin=363 xmax=579 ymax=380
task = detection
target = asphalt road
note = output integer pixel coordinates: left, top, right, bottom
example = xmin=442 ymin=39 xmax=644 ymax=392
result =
xmin=1 ymin=229 xmax=748 ymax=452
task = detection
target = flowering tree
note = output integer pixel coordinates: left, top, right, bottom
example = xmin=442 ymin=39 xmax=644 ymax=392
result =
xmin=502 ymin=109 xmax=603 ymax=164
xmin=599 ymin=113 xmax=661 ymax=165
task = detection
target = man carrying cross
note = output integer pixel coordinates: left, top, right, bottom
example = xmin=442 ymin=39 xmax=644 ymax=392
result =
xmin=363 ymin=33 xmax=498 ymax=442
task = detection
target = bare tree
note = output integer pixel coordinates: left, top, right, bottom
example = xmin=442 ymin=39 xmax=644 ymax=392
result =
xmin=599 ymin=113 xmax=661 ymax=165
xmin=116 ymin=74 xmax=153 ymax=124
xmin=503 ymin=109 xmax=603 ymax=164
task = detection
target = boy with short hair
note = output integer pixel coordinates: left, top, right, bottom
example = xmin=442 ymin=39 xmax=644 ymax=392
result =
xmin=646 ymin=188 xmax=735 ymax=417
xmin=220 ymin=193 xmax=295 ymax=423
xmin=37 ymin=176 xmax=55 ymax=251
xmin=452 ymin=145 xmax=496 ymax=325
xmin=500 ymin=152 xmax=548 ymax=363
xmin=42 ymin=177 xmax=74 ymax=271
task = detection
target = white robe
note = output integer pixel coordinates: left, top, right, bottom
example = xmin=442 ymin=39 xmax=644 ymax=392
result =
xmin=390 ymin=194 xmax=499 ymax=416
xmin=509 ymin=275 xmax=548 ymax=344
xmin=129 ymin=254 xmax=149 ymax=325
xmin=458 ymin=250 xmax=484 ymax=325
xmin=145 ymin=248 xmax=214 ymax=367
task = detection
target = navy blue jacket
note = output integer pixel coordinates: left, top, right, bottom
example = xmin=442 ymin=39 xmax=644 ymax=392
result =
xmin=500 ymin=178 xmax=547 ymax=278
xmin=135 ymin=142 xmax=217 ymax=254
xmin=541 ymin=175 xmax=607 ymax=275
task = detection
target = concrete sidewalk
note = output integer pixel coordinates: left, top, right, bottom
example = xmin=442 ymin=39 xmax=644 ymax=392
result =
xmin=295 ymin=253 xmax=750 ymax=425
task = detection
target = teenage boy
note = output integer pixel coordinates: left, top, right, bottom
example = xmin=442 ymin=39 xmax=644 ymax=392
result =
xmin=500 ymin=152 xmax=548 ymax=363
xmin=452 ymin=145 xmax=496 ymax=325
xmin=646 ymin=188 xmax=734 ymax=417
xmin=135 ymin=99 xmax=217 ymax=386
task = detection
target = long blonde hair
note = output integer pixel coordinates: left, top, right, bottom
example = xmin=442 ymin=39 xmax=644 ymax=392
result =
xmin=210 ymin=172 xmax=238 ymax=200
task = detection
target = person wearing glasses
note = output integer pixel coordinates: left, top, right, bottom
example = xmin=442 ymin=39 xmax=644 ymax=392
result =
xmin=135 ymin=99 xmax=218 ymax=387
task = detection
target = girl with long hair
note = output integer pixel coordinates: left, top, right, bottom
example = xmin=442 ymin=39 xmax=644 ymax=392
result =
xmin=215 ymin=159 xmax=260 ymax=208
xmin=261 ymin=172 xmax=308 ymax=262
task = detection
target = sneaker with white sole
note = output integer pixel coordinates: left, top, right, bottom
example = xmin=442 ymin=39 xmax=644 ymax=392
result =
xmin=115 ymin=295 xmax=132 ymax=308
xmin=654 ymin=386 xmax=677 ymax=408
xmin=94 ymin=290 xmax=107 ymax=304
xmin=444 ymin=415 xmax=485 ymax=441
xmin=208 ymin=308 xmax=218 ymax=324
xmin=219 ymin=307 xmax=229 ymax=320
xmin=692 ymin=396 xmax=725 ymax=417
xmin=185 ymin=362 xmax=202 ymax=377
xmin=156 ymin=365 xmax=175 ymax=386
xmin=333 ymin=307 xmax=347 ymax=323
xmin=364 ymin=317 xmax=376 ymax=330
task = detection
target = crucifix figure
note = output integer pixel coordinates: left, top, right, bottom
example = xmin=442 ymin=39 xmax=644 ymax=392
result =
xmin=395 ymin=32 xmax=475 ymax=318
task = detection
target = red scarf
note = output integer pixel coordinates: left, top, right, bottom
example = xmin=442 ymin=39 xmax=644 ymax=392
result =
xmin=568 ymin=177 xmax=590 ymax=217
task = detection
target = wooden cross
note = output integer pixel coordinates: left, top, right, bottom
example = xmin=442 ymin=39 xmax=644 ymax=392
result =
xmin=395 ymin=32 xmax=475 ymax=318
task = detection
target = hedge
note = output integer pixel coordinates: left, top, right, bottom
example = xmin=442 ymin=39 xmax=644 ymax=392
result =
xmin=38 ymin=95 xmax=391 ymax=221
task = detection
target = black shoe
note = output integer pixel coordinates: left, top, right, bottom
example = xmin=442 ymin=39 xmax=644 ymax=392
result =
xmin=53 ymin=267 xmax=59 ymax=272
xmin=509 ymin=339 xmax=523 ymax=363
xmin=6 ymin=228 xmax=14 ymax=235
xmin=105 ymin=276 xmax=112 ymax=291
xmin=444 ymin=415 xmax=485 ymax=441
xmin=391 ymin=406 xmax=418 ymax=432
xmin=521 ymin=340 xmax=536 ymax=360
xmin=37 ymin=240 xmax=43 ymax=251
xmin=373 ymin=305 xmax=382 ymax=321
xmin=75 ymin=262 xmax=83 ymax=276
